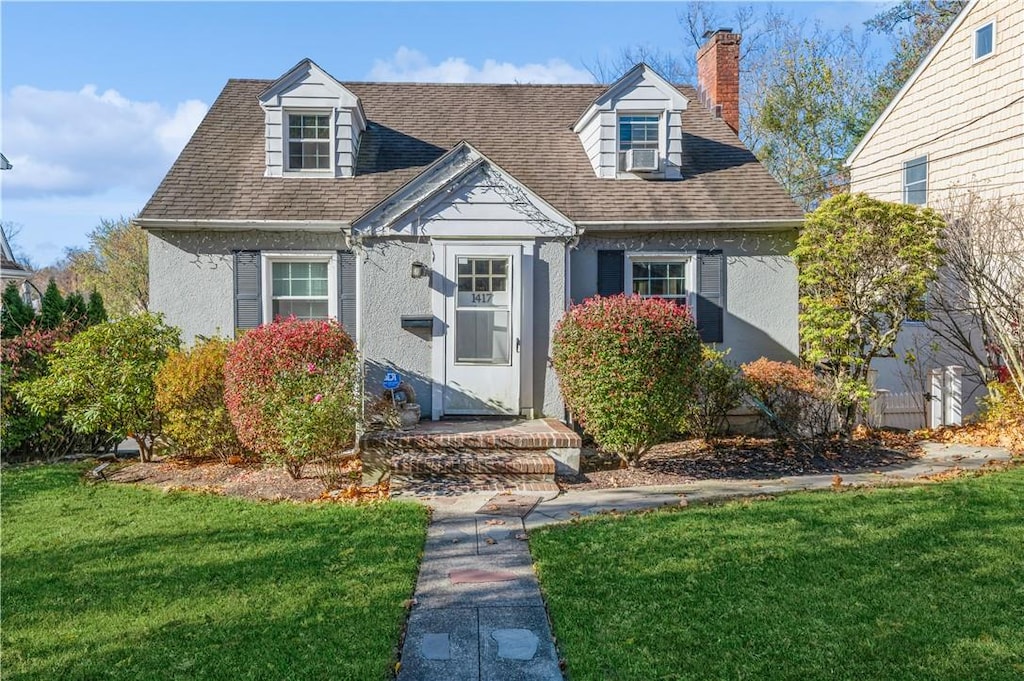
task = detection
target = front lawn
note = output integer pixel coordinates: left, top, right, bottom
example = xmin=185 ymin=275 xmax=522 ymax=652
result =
xmin=532 ymin=468 xmax=1024 ymax=680
xmin=1 ymin=464 xmax=428 ymax=680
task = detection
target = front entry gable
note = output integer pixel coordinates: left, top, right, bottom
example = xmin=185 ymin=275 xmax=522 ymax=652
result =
xmin=351 ymin=142 xmax=576 ymax=239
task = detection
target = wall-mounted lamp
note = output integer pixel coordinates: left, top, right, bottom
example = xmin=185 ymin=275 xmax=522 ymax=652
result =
xmin=410 ymin=261 xmax=429 ymax=279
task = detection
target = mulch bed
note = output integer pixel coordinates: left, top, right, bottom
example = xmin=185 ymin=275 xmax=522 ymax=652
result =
xmin=107 ymin=457 xmax=363 ymax=502
xmin=559 ymin=435 xmax=923 ymax=491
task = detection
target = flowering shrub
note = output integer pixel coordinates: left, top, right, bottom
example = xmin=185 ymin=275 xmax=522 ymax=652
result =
xmin=15 ymin=314 xmax=180 ymax=461
xmin=552 ymin=295 xmax=701 ymax=467
xmin=224 ymin=318 xmax=358 ymax=477
xmin=155 ymin=337 xmax=248 ymax=462
xmin=679 ymin=346 xmax=746 ymax=440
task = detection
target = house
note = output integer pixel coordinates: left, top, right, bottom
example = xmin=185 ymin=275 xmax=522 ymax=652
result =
xmin=138 ymin=30 xmax=802 ymax=423
xmin=0 ymin=226 xmax=32 ymax=289
xmin=846 ymin=0 xmax=1023 ymax=414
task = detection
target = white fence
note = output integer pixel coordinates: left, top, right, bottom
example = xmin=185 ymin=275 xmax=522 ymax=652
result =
xmin=871 ymin=365 xmax=963 ymax=431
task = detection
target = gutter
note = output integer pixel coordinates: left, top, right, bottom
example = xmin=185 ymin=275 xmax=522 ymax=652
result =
xmin=574 ymin=218 xmax=803 ymax=232
xmin=134 ymin=218 xmax=350 ymax=232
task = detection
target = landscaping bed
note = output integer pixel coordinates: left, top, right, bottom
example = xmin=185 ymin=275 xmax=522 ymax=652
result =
xmin=1 ymin=463 xmax=426 ymax=680
xmin=533 ymin=467 xmax=1024 ymax=680
xmin=559 ymin=433 xmax=922 ymax=490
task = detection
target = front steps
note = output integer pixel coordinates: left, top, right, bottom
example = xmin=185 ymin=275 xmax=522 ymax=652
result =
xmin=360 ymin=418 xmax=581 ymax=496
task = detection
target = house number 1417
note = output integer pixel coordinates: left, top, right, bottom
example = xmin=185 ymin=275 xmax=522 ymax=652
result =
xmin=471 ymin=293 xmax=494 ymax=304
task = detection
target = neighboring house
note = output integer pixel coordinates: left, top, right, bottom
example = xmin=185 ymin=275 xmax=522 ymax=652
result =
xmin=138 ymin=30 xmax=803 ymax=421
xmin=846 ymin=0 xmax=1023 ymax=412
xmin=1 ymin=226 xmax=32 ymax=286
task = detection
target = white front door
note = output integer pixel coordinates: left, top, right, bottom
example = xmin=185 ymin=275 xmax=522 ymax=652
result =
xmin=441 ymin=243 xmax=522 ymax=415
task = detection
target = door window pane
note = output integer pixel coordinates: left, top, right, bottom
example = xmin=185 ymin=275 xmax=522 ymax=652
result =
xmin=456 ymin=310 xmax=510 ymax=364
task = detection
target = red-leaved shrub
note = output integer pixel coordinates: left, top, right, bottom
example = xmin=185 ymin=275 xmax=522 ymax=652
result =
xmin=224 ymin=318 xmax=357 ymax=476
xmin=552 ymin=294 xmax=701 ymax=466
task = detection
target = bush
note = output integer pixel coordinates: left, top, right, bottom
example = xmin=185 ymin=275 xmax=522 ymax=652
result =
xmin=680 ymin=346 xmax=746 ymax=440
xmin=155 ymin=337 xmax=248 ymax=462
xmin=1 ymin=282 xmax=36 ymax=338
xmin=741 ymin=358 xmax=818 ymax=440
xmin=980 ymin=380 xmax=1024 ymax=427
xmin=552 ymin=295 xmax=702 ymax=467
xmin=15 ymin=313 xmax=181 ymax=461
xmin=224 ymin=318 xmax=358 ymax=478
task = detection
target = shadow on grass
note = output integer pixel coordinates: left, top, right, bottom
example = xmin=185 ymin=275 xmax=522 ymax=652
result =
xmin=1 ymin=464 xmax=428 ymax=681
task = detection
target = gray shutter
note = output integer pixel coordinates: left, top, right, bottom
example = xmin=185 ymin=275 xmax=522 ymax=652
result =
xmin=597 ymin=250 xmax=625 ymax=296
xmin=338 ymin=250 xmax=357 ymax=340
xmin=233 ymin=250 xmax=262 ymax=334
xmin=696 ymin=250 xmax=724 ymax=343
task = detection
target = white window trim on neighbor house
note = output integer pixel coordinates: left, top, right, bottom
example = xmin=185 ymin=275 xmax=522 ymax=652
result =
xmin=617 ymin=111 xmax=665 ymax=176
xmin=973 ymin=20 xmax=996 ymax=62
xmin=284 ymin=110 xmax=334 ymax=175
xmin=903 ymin=155 xmax=928 ymax=205
xmin=624 ymin=252 xmax=696 ymax=309
xmin=261 ymin=251 xmax=339 ymax=322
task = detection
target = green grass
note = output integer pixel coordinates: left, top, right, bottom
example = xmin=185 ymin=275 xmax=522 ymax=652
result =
xmin=1 ymin=464 xmax=428 ymax=680
xmin=532 ymin=469 xmax=1024 ymax=680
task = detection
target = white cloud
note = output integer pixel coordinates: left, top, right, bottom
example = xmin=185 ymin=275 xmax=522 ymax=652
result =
xmin=1 ymin=85 xmax=207 ymax=199
xmin=368 ymin=47 xmax=593 ymax=84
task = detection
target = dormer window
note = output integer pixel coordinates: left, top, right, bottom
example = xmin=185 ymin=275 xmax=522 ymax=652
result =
xmin=287 ymin=113 xmax=331 ymax=171
xmin=618 ymin=114 xmax=660 ymax=170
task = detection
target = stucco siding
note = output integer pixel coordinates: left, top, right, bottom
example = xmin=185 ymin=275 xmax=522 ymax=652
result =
xmin=147 ymin=229 xmax=349 ymax=343
xmin=570 ymin=231 xmax=799 ymax=364
xmin=849 ymin=0 xmax=1023 ymax=203
xmin=358 ymin=238 xmax=435 ymax=416
xmin=536 ymin=240 xmax=567 ymax=418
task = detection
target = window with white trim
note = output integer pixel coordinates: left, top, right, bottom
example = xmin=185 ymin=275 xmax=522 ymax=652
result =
xmin=903 ymin=156 xmax=928 ymax=205
xmin=625 ymin=254 xmax=693 ymax=306
xmin=263 ymin=253 xmax=338 ymax=321
xmin=975 ymin=21 xmax=995 ymax=60
xmin=287 ymin=113 xmax=331 ymax=170
xmin=618 ymin=114 xmax=660 ymax=170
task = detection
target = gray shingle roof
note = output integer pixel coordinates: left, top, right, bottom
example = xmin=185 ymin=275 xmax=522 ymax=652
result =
xmin=140 ymin=80 xmax=802 ymax=224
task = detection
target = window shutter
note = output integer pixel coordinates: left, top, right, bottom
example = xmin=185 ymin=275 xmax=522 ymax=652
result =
xmin=597 ymin=250 xmax=625 ymax=296
xmin=696 ymin=250 xmax=724 ymax=343
xmin=338 ymin=250 xmax=357 ymax=340
xmin=233 ymin=250 xmax=262 ymax=335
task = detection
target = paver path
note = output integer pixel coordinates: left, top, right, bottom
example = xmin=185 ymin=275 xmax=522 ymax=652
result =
xmin=397 ymin=496 xmax=563 ymax=681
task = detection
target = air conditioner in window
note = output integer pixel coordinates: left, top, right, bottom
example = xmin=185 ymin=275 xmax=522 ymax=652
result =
xmin=625 ymin=148 xmax=660 ymax=172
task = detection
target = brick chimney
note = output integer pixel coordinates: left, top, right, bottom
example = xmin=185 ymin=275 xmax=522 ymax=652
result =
xmin=696 ymin=28 xmax=741 ymax=134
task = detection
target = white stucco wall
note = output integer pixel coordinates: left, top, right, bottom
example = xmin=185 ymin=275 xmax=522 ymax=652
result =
xmin=570 ymin=230 xmax=799 ymax=364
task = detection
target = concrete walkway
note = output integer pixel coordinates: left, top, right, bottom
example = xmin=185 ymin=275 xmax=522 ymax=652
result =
xmin=525 ymin=441 xmax=1014 ymax=529
xmin=398 ymin=441 xmax=1013 ymax=680
xmin=397 ymin=497 xmax=563 ymax=681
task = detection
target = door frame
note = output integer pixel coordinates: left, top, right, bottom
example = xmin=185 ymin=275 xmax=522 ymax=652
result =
xmin=430 ymin=239 xmax=534 ymax=420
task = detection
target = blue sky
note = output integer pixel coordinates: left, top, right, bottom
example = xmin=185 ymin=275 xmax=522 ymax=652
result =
xmin=1 ymin=1 xmax=895 ymax=267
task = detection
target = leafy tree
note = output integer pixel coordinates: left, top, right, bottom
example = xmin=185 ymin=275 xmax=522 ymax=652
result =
xmin=793 ymin=193 xmax=944 ymax=425
xmin=864 ymin=0 xmax=967 ymax=135
xmin=87 ymin=290 xmax=108 ymax=326
xmin=16 ymin=313 xmax=180 ymax=462
xmin=68 ymin=217 xmax=148 ymax=318
xmin=63 ymin=292 xmax=89 ymax=329
xmin=39 ymin=280 xmax=66 ymax=330
xmin=1 ymin=283 xmax=36 ymax=338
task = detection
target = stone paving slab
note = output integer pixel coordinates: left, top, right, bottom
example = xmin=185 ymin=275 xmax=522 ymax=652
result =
xmin=398 ymin=608 xmax=479 ymax=680
xmin=479 ymin=607 xmax=563 ymax=681
xmin=413 ymin=550 xmax=544 ymax=610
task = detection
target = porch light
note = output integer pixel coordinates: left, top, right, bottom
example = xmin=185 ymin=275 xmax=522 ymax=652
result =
xmin=410 ymin=261 xmax=429 ymax=279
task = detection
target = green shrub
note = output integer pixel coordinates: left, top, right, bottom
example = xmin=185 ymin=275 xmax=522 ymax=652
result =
xmin=155 ymin=337 xmax=247 ymax=462
xmin=16 ymin=313 xmax=180 ymax=461
xmin=224 ymin=318 xmax=358 ymax=478
xmin=552 ymin=295 xmax=702 ymax=467
xmin=680 ymin=346 xmax=746 ymax=440
xmin=1 ymin=282 xmax=36 ymax=338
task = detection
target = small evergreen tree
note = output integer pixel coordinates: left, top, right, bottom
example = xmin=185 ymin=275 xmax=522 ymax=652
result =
xmin=39 ymin=280 xmax=66 ymax=330
xmin=1 ymin=282 xmax=36 ymax=338
xmin=86 ymin=290 xmax=107 ymax=326
xmin=64 ymin=292 xmax=89 ymax=330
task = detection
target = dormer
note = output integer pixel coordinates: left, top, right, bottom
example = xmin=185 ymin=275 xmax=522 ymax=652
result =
xmin=259 ymin=59 xmax=366 ymax=178
xmin=573 ymin=64 xmax=688 ymax=180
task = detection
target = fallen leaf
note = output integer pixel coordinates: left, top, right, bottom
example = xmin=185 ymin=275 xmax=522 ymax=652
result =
xmin=485 ymin=537 xmax=496 ymax=545
xmin=484 ymin=519 xmax=506 ymax=526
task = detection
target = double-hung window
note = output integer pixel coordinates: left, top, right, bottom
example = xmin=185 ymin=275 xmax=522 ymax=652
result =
xmin=903 ymin=156 xmax=928 ymax=205
xmin=618 ymin=114 xmax=660 ymax=170
xmin=626 ymin=254 xmax=692 ymax=306
xmin=263 ymin=253 xmax=338 ymax=321
xmin=287 ymin=113 xmax=331 ymax=170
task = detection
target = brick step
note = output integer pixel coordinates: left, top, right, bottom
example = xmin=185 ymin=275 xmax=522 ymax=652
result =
xmin=390 ymin=473 xmax=559 ymax=499
xmin=361 ymin=418 xmax=581 ymax=453
xmin=389 ymin=450 xmax=555 ymax=477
